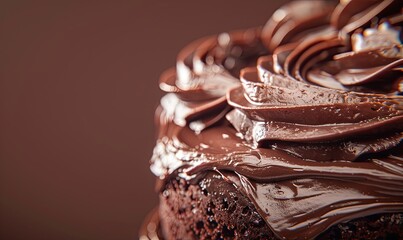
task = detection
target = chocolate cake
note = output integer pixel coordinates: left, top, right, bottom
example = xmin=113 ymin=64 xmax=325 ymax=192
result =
xmin=141 ymin=0 xmax=403 ymax=239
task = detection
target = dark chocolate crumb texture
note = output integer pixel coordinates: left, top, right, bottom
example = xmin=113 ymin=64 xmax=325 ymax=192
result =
xmin=141 ymin=0 xmax=403 ymax=239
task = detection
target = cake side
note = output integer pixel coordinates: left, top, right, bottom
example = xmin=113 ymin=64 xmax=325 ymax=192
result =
xmin=159 ymin=172 xmax=275 ymax=240
xmin=160 ymin=173 xmax=403 ymax=240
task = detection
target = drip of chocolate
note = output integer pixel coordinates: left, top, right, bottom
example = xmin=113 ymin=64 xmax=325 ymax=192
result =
xmin=151 ymin=0 xmax=403 ymax=239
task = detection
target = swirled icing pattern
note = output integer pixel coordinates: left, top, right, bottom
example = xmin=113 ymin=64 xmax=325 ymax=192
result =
xmin=151 ymin=0 xmax=403 ymax=239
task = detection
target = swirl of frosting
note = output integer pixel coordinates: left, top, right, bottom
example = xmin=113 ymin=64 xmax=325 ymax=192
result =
xmin=227 ymin=0 xmax=403 ymax=162
xmin=150 ymin=1 xmax=403 ymax=239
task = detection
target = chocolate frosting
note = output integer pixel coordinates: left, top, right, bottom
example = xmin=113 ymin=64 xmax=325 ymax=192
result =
xmin=151 ymin=0 xmax=403 ymax=239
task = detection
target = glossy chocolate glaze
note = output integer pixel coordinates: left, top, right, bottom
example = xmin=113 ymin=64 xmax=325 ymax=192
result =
xmin=150 ymin=0 xmax=403 ymax=239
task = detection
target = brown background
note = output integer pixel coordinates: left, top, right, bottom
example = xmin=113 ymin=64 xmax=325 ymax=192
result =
xmin=0 ymin=1 xmax=287 ymax=239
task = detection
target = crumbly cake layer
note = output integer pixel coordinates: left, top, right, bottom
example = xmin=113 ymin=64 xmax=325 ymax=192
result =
xmin=159 ymin=172 xmax=275 ymax=239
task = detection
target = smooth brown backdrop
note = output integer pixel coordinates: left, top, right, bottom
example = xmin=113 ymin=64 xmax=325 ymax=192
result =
xmin=0 ymin=1 xmax=288 ymax=239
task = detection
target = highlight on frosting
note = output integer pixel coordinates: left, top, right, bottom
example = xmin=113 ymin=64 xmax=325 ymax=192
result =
xmin=150 ymin=0 xmax=403 ymax=239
